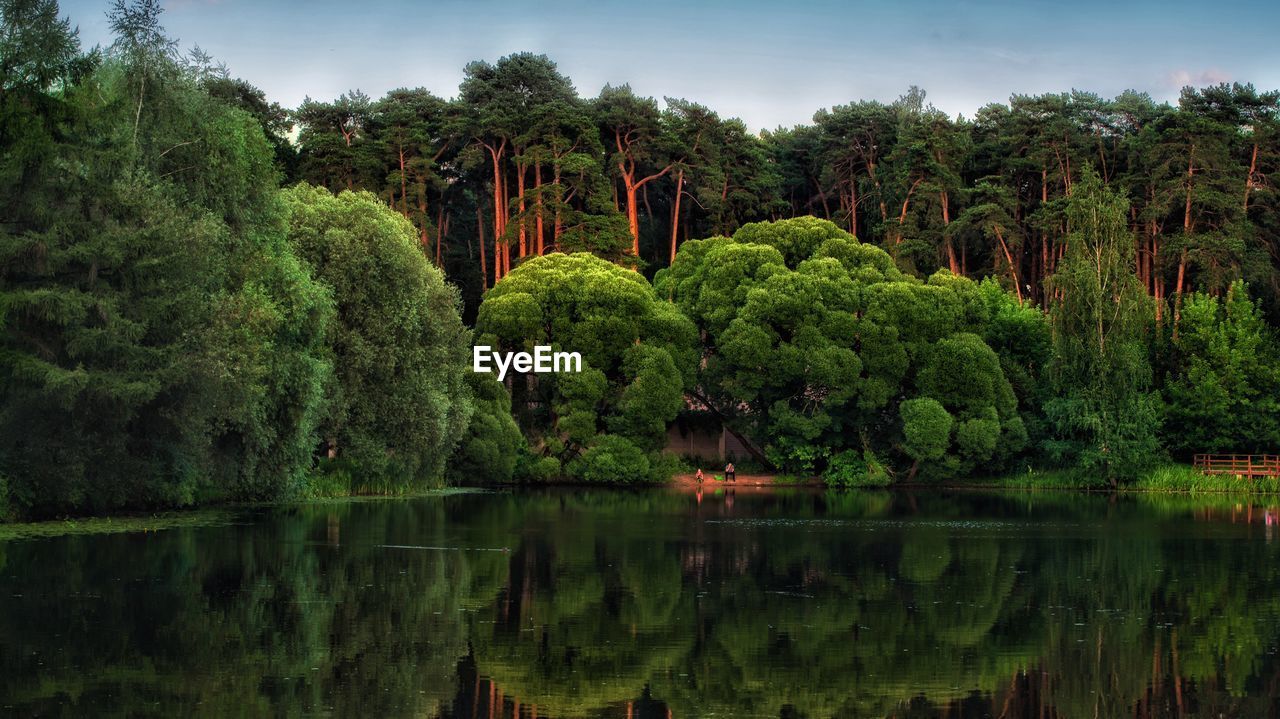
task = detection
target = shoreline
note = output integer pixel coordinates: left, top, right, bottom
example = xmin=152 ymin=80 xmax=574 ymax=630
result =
xmin=8 ymin=469 xmax=1280 ymax=533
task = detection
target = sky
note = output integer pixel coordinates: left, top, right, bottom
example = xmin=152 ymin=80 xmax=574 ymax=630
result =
xmin=60 ymin=0 xmax=1280 ymax=132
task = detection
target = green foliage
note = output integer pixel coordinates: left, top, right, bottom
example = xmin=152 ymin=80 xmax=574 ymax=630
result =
xmin=731 ymin=216 xmax=848 ymax=267
xmin=567 ymin=435 xmax=652 ymax=483
xmin=1162 ymin=282 xmax=1280 ymax=454
xmin=663 ymin=217 xmax=1034 ymax=479
xmin=1044 ymin=168 xmax=1162 ymax=481
xmin=475 ymin=252 xmax=696 ymax=476
xmin=281 ymin=184 xmax=473 ymax=488
xmin=0 ymin=473 xmax=10 ymax=522
xmin=448 ymin=373 xmax=525 ymax=484
xmin=823 ymin=449 xmax=892 ymax=487
xmin=0 ymin=7 xmax=333 ymax=514
xmin=900 ymin=398 xmax=954 ymax=464
xmin=517 ymin=454 xmax=562 ymax=483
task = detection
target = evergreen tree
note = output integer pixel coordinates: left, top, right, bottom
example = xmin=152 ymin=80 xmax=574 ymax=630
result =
xmin=1163 ymin=281 xmax=1280 ymax=454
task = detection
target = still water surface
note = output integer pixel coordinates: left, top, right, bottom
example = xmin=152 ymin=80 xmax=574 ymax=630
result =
xmin=3 ymin=488 xmax=1280 ymax=717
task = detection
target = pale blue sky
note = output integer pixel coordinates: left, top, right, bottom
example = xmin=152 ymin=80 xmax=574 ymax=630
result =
xmin=59 ymin=0 xmax=1280 ymax=131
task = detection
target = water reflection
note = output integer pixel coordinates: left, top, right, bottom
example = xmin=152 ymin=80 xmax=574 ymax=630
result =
xmin=2 ymin=490 xmax=1280 ymax=717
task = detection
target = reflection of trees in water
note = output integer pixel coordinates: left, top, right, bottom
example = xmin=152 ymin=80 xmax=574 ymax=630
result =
xmin=3 ymin=491 xmax=1280 ymax=717
xmin=454 ymin=491 xmax=1280 ymax=718
xmin=0 ymin=499 xmax=507 ymax=716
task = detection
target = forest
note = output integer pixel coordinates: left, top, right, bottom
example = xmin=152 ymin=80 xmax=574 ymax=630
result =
xmin=3 ymin=0 xmax=1280 ymax=517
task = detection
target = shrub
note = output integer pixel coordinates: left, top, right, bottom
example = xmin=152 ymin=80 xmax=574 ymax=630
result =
xmin=823 ymin=450 xmax=892 ymax=487
xmin=567 ymin=435 xmax=652 ymax=483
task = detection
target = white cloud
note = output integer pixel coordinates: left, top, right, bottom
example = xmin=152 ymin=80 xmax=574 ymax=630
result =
xmin=1166 ymin=68 xmax=1232 ymax=89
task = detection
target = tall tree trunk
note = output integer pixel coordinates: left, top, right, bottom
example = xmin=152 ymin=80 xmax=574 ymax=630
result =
xmin=1173 ymin=248 xmax=1187 ymax=338
xmin=534 ymin=163 xmax=544 ymax=255
xmin=517 ymin=161 xmax=527 ymax=258
xmin=941 ymin=190 xmax=957 ymax=274
xmin=994 ymin=225 xmax=1022 ymax=302
xmin=477 ymin=206 xmax=487 ymax=290
xmin=670 ymin=168 xmax=684 ymax=264
xmin=867 ymin=161 xmax=888 ymax=222
xmin=625 ymin=184 xmax=640 ymax=255
xmin=615 ymin=130 xmax=673 ymax=257
xmin=894 ymin=177 xmax=923 ymax=247
xmin=501 ymin=165 xmax=511 ymax=277
xmin=1245 ymin=141 xmax=1259 ymax=210
xmin=398 ymin=145 xmax=408 ymax=217
xmin=487 ymin=141 xmax=506 ymax=281
xmin=553 ymin=165 xmax=563 ymax=246
xmin=436 ymin=205 xmax=446 ymax=267
xmin=1174 ymin=152 xmax=1195 ymax=335
xmin=418 ymin=193 xmax=428 ymax=249
xmin=849 ymin=179 xmax=858 ymax=237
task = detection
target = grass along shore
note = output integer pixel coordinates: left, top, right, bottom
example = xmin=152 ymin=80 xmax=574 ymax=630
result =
xmin=958 ymin=463 xmax=1280 ymax=494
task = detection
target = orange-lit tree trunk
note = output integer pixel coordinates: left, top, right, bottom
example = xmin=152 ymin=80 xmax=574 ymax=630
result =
xmin=534 ymin=162 xmax=544 ymax=255
xmin=615 ymin=129 xmax=673 ymax=257
xmin=940 ymin=189 xmax=958 ymax=274
xmin=552 ymin=163 xmax=563 ymax=246
xmin=994 ymin=224 xmax=1022 ymax=302
xmin=516 ymin=159 xmax=527 ymax=258
xmin=849 ymin=179 xmax=858 ymax=238
xmin=417 ymin=192 xmax=428 ymax=249
xmin=483 ymin=139 xmax=507 ymax=282
xmin=867 ymin=161 xmax=888 ymax=224
xmin=670 ymin=168 xmax=684 ymax=264
xmin=894 ymin=176 xmax=923 ymax=247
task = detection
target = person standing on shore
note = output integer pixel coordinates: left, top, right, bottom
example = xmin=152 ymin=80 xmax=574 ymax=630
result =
xmin=725 ymin=462 xmax=735 ymax=482
xmin=695 ymin=468 xmax=704 ymax=484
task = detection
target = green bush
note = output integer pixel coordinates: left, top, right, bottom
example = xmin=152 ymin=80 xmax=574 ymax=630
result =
xmin=282 ymin=184 xmax=473 ymax=489
xmin=823 ymin=450 xmax=892 ymax=487
xmin=900 ymin=398 xmax=954 ymax=463
xmin=516 ymin=455 xmax=563 ymax=483
xmin=448 ymin=374 xmax=525 ymax=484
xmin=0 ymin=475 xmax=11 ymax=523
xmin=648 ymin=453 xmax=688 ymax=484
xmin=567 ymin=435 xmax=652 ymax=483
xmin=475 ymin=253 xmax=696 ymax=478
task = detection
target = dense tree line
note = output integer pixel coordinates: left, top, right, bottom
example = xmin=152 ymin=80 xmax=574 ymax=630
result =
xmin=5 ymin=0 xmax=1280 ymax=515
xmin=284 ymin=56 xmax=1280 ymax=327
xmin=282 ymin=49 xmax=1280 ymax=483
xmin=0 ymin=0 xmax=478 ymax=516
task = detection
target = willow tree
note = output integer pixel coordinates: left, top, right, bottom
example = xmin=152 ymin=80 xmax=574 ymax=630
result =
xmin=282 ymin=185 xmax=473 ymax=488
xmin=1044 ymin=168 xmax=1160 ymax=481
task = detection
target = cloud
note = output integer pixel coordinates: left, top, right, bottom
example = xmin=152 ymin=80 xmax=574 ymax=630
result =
xmin=1166 ymin=68 xmax=1231 ymax=89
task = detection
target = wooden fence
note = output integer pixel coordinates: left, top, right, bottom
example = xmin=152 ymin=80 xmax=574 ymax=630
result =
xmin=1193 ymin=454 xmax=1280 ymax=479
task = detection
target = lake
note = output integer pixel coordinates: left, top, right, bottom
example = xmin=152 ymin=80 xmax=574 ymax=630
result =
xmin=2 ymin=488 xmax=1280 ymax=717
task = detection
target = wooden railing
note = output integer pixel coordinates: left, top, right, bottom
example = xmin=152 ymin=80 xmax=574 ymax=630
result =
xmin=1193 ymin=454 xmax=1280 ymax=478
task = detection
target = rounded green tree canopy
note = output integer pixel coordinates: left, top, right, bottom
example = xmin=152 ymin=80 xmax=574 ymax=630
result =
xmin=282 ymin=184 xmax=473 ymax=487
xmin=475 ymin=253 xmax=697 ymax=479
